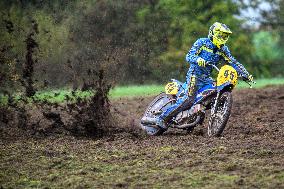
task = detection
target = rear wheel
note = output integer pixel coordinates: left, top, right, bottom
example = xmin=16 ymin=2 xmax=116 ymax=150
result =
xmin=141 ymin=93 xmax=174 ymax=136
xmin=208 ymin=92 xmax=233 ymax=137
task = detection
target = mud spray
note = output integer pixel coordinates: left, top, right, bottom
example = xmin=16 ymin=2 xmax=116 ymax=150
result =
xmin=0 ymin=20 xmax=113 ymax=139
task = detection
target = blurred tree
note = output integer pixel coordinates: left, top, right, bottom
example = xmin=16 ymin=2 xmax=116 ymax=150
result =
xmin=252 ymin=31 xmax=281 ymax=77
xmin=275 ymin=0 xmax=284 ymax=56
xmin=1 ymin=0 xmax=281 ymax=94
xmin=137 ymin=0 xmax=254 ymax=82
xmin=0 ymin=0 xmax=78 ymax=91
xmin=69 ymin=0 xmax=152 ymax=86
xmin=238 ymin=0 xmax=284 ymax=77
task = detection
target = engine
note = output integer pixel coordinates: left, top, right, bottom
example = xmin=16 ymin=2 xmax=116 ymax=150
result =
xmin=174 ymin=104 xmax=204 ymax=124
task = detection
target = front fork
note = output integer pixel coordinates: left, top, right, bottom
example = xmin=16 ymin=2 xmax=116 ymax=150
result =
xmin=211 ymin=91 xmax=220 ymax=116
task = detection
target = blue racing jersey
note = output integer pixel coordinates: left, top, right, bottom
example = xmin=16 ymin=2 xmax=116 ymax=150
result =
xmin=185 ymin=38 xmax=249 ymax=78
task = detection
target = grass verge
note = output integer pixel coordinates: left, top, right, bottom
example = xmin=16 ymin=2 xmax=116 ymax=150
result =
xmin=110 ymin=78 xmax=284 ymax=98
xmin=1 ymin=78 xmax=284 ymax=104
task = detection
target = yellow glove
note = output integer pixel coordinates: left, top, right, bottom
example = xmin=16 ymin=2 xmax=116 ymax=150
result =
xmin=197 ymin=57 xmax=206 ymax=67
xmin=248 ymin=75 xmax=253 ymax=81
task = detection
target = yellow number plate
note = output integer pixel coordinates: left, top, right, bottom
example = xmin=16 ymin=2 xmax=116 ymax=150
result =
xmin=217 ymin=65 xmax=238 ymax=87
xmin=165 ymin=82 xmax=179 ymax=95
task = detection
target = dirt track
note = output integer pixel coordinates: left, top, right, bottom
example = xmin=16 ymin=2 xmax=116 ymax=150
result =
xmin=1 ymin=86 xmax=284 ymax=188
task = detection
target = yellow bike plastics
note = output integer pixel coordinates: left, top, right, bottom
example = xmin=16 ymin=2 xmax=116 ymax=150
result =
xmin=217 ymin=65 xmax=238 ymax=87
xmin=165 ymin=82 xmax=179 ymax=95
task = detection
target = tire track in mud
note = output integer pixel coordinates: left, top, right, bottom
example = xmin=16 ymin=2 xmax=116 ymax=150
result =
xmin=1 ymin=86 xmax=284 ymax=188
xmin=111 ymin=85 xmax=284 ymax=175
xmin=113 ymin=85 xmax=284 ymax=139
xmin=106 ymin=85 xmax=284 ymax=187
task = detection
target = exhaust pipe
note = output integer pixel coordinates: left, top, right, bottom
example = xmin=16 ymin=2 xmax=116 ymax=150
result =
xmin=140 ymin=117 xmax=160 ymax=129
xmin=141 ymin=117 xmax=157 ymax=125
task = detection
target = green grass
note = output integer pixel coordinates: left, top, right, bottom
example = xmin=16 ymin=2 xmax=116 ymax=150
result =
xmin=110 ymin=78 xmax=284 ymax=98
xmin=32 ymin=90 xmax=93 ymax=103
xmin=1 ymin=78 xmax=284 ymax=104
xmin=109 ymin=85 xmax=164 ymax=98
xmin=0 ymin=90 xmax=94 ymax=105
xmin=236 ymin=78 xmax=284 ymax=89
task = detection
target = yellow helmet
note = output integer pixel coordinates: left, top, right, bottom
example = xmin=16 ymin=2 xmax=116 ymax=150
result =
xmin=208 ymin=22 xmax=232 ymax=48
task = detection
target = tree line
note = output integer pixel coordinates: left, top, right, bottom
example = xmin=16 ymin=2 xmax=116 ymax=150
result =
xmin=0 ymin=0 xmax=283 ymax=95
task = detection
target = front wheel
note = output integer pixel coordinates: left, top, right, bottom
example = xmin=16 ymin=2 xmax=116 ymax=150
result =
xmin=208 ymin=92 xmax=233 ymax=137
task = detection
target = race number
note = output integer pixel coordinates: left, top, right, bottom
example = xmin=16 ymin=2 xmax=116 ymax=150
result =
xmin=217 ymin=65 xmax=238 ymax=87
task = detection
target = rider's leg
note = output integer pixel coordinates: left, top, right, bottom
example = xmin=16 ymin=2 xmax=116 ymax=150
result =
xmin=156 ymin=73 xmax=199 ymax=129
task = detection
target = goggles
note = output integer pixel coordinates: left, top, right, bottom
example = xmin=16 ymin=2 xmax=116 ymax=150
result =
xmin=216 ymin=31 xmax=230 ymax=41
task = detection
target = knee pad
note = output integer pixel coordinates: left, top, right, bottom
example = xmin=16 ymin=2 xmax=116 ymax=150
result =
xmin=188 ymin=75 xmax=197 ymax=96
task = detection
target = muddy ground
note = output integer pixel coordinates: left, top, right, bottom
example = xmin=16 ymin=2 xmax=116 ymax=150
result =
xmin=1 ymin=86 xmax=284 ymax=188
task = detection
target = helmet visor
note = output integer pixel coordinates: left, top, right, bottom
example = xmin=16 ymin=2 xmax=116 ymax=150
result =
xmin=217 ymin=31 xmax=230 ymax=41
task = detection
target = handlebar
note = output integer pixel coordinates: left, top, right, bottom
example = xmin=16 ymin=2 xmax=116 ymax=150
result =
xmin=207 ymin=63 xmax=220 ymax=72
xmin=206 ymin=63 xmax=256 ymax=88
xmin=243 ymin=78 xmax=256 ymax=88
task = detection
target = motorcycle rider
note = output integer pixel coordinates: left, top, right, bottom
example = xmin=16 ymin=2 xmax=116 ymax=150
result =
xmin=156 ymin=22 xmax=253 ymax=129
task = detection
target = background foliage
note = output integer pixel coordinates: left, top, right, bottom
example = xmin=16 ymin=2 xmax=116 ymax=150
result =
xmin=0 ymin=0 xmax=283 ymax=94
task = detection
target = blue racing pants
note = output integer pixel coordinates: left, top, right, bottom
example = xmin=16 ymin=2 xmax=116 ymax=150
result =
xmin=158 ymin=71 xmax=213 ymax=121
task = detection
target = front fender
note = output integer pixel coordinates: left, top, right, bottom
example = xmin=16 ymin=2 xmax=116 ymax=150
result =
xmin=217 ymin=81 xmax=234 ymax=92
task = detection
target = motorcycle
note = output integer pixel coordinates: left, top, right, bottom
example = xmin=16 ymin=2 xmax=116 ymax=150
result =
xmin=140 ymin=64 xmax=255 ymax=136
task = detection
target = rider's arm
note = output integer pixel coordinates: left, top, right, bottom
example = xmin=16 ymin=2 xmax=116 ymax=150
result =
xmin=220 ymin=46 xmax=250 ymax=77
xmin=185 ymin=39 xmax=204 ymax=64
